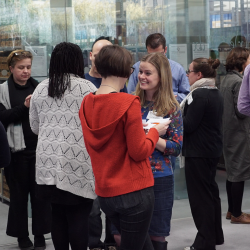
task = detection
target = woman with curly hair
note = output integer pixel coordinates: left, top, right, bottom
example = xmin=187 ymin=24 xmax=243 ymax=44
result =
xmin=220 ymin=47 xmax=250 ymax=224
xmin=30 ymin=42 xmax=97 ymax=250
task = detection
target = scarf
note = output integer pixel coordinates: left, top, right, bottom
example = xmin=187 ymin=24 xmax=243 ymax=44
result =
xmin=180 ymin=78 xmax=217 ymax=114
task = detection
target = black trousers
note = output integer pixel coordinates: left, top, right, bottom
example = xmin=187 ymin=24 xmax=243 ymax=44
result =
xmin=185 ymin=157 xmax=224 ymax=250
xmin=51 ymin=200 xmax=93 ymax=250
xmin=4 ymin=149 xmax=51 ymax=238
xmin=99 ymin=187 xmax=155 ymax=250
xmin=88 ymin=197 xmax=116 ymax=249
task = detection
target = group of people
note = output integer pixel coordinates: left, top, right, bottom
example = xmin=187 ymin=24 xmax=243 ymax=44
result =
xmin=0 ymin=32 xmax=250 ymax=250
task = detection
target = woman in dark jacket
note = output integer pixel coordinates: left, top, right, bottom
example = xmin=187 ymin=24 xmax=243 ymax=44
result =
xmin=181 ymin=58 xmax=224 ymax=250
xmin=220 ymin=47 xmax=250 ymax=224
xmin=0 ymin=50 xmax=51 ymax=250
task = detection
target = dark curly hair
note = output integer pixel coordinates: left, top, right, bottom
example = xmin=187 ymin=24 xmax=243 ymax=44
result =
xmin=225 ymin=47 xmax=250 ymax=72
xmin=48 ymin=42 xmax=84 ymax=99
xmin=192 ymin=58 xmax=220 ymax=78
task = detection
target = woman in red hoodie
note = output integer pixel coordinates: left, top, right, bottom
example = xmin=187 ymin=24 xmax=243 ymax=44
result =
xmin=79 ymin=45 xmax=170 ymax=250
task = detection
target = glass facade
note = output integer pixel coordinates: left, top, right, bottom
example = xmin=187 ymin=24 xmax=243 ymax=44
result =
xmin=0 ymin=0 xmax=250 ymax=199
xmin=0 ymin=0 xmax=250 ymax=81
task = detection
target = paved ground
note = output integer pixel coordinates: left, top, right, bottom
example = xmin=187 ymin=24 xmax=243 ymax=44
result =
xmin=0 ymin=170 xmax=249 ymax=250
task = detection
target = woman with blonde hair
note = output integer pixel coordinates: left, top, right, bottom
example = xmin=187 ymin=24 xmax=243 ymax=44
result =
xmin=135 ymin=52 xmax=183 ymax=250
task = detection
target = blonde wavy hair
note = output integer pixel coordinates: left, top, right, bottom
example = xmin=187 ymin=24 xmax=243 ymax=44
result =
xmin=7 ymin=50 xmax=33 ymax=68
xmin=135 ymin=53 xmax=179 ymax=116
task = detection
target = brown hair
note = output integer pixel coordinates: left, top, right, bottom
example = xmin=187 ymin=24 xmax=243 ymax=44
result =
xmin=192 ymin=58 xmax=220 ymax=78
xmin=135 ymin=53 xmax=179 ymax=116
xmin=95 ymin=45 xmax=132 ymax=78
xmin=7 ymin=50 xmax=33 ymax=68
xmin=145 ymin=33 xmax=166 ymax=50
xmin=225 ymin=47 xmax=250 ymax=72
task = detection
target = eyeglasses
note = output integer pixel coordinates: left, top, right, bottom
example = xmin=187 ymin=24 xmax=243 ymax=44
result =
xmin=131 ymin=67 xmax=135 ymax=74
xmin=186 ymin=69 xmax=197 ymax=75
xmin=10 ymin=51 xmax=32 ymax=63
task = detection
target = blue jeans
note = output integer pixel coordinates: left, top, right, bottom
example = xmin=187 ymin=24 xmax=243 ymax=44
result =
xmin=99 ymin=187 xmax=155 ymax=250
xmin=148 ymin=175 xmax=174 ymax=237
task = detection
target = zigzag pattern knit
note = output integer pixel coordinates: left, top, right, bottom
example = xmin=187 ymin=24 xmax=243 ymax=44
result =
xmin=29 ymin=75 xmax=97 ymax=199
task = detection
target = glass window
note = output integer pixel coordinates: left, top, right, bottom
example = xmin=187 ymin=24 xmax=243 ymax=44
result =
xmin=1 ymin=0 xmax=250 ymax=199
xmin=0 ymin=0 xmax=249 ymax=78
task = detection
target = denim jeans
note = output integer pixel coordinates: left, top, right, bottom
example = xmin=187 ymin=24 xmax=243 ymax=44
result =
xmin=99 ymin=187 xmax=155 ymax=250
xmin=148 ymin=175 xmax=174 ymax=237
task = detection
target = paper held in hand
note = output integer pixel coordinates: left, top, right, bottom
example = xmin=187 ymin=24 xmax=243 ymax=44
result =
xmin=143 ymin=118 xmax=170 ymax=129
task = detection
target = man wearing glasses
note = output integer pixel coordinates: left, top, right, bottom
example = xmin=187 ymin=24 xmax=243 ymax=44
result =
xmin=127 ymin=33 xmax=190 ymax=103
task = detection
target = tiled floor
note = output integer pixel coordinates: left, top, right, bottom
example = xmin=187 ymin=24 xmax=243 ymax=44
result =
xmin=0 ymin=170 xmax=249 ymax=250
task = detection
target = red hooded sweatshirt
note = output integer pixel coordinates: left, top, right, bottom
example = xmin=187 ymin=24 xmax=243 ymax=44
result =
xmin=79 ymin=92 xmax=159 ymax=197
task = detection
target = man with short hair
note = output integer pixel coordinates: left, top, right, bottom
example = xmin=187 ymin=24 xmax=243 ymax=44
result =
xmin=85 ymin=37 xmax=127 ymax=93
xmin=85 ymin=37 xmax=120 ymax=250
xmin=127 ymin=33 xmax=189 ymax=103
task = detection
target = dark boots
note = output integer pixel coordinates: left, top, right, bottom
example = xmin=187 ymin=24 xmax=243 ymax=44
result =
xmin=34 ymin=235 xmax=46 ymax=250
xmin=151 ymin=240 xmax=168 ymax=250
xmin=17 ymin=237 xmax=33 ymax=250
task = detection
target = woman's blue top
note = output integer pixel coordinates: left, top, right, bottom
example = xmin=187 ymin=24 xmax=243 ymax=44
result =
xmin=141 ymin=101 xmax=183 ymax=178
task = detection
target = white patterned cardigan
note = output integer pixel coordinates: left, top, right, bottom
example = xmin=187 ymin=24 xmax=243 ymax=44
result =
xmin=29 ymin=75 xmax=97 ymax=200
